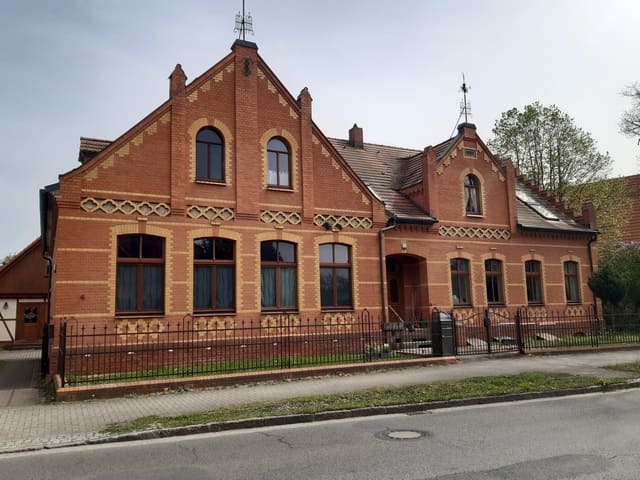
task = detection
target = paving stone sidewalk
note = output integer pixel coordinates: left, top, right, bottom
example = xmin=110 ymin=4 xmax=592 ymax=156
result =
xmin=0 ymin=348 xmax=639 ymax=453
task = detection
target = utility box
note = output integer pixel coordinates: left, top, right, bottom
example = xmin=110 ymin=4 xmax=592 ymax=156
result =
xmin=431 ymin=310 xmax=455 ymax=356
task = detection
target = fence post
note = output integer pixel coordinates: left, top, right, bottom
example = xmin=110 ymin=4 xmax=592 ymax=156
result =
xmin=590 ymin=307 xmax=599 ymax=348
xmin=484 ymin=310 xmax=492 ymax=354
xmin=58 ymin=322 xmax=66 ymax=388
xmin=514 ymin=309 xmax=525 ymax=354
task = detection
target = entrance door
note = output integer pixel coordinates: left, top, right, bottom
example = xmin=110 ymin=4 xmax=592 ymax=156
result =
xmin=16 ymin=302 xmax=47 ymax=341
xmin=386 ymin=260 xmax=404 ymax=321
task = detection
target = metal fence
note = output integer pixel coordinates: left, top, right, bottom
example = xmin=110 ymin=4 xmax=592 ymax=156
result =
xmin=56 ymin=308 xmax=640 ymax=387
xmin=451 ymin=308 xmax=640 ymax=355
xmin=57 ymin=311 xmax=432 ymax=387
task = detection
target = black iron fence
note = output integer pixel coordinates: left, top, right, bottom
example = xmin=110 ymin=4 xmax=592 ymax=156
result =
xmin=56 ymin=308 xmax=640 ymax=387
xmin=450 ymin=308 xmax=640 ymax=355
xmin=57 ymin=311 xmax=432 ymax=387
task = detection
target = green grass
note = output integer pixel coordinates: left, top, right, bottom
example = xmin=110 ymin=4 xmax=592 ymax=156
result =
xmin=67 ymin=352 xmax=420 ymax=386
xmin=603 ymin=362 xmax=640 ymax=375
xmin=102 ymin=372 xmax=616 ymax=435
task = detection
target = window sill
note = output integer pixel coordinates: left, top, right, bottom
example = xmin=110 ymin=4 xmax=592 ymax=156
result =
xmin=321 ymin=308 xmax=354 ymax=313
xmin=266 ymin=186 xmax=294 ymax=192
xmin=261 ymin=309 xmax=299 ymax=314
xmin=465 ymin=213 xmax=484 ymax=219
xmin=452 ymin=304 xmax=473 ymax=309
xmin=192 ymin=311 xmax=236 ymax=316
xmin=196 ymin=179 xmax=226 ymax=186
xmin=115 ymin=313 xmax=165 ymax=319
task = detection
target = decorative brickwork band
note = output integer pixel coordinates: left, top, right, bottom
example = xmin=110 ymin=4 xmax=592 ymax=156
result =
xmin=260 ymin=210 xmax=302 ymax=225
xmin=81 ymin=198 xmax=171 ymax=217
xmin=115 ymin=318 xmax=166 ymax=341
xmin=438 ymin=225 xmax=510 ymax=240
xmin=192 ymin=316 xmax=237 ymax=337
xmin=261 ymin=314 xmax=301 ymax=334
xmin=313 ymin=214 xmax=373 ymax=229
xmin=186 ymin=205 xmax=235 ymax=221
xmin=322 ymin=312 xmax=356 ymax=331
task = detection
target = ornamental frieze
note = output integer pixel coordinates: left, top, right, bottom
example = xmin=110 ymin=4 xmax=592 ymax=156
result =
xmin=260 ymin=210 xmax=302 ymax=225
xmin=81 ymin=198 xmax=171 ymax=217
xmin=313 ymin=214 xmax=372 ymax=229
xmin=187 ymin=205 xmax=235 ymax=221
xmin=438 ymin=225 xmax=510 ymax=240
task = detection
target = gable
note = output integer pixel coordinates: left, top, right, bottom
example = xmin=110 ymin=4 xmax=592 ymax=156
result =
xmin=0 ymin=239 xmax=48 ymax=295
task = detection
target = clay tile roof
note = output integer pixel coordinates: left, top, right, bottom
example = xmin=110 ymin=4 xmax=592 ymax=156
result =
xmin=328 ymin=138 xmax=435 ymax=223
xmin=515 ymin=181 xmax=595 ymax=234
xmin=78 ymin=137 xmax=112 ymax=164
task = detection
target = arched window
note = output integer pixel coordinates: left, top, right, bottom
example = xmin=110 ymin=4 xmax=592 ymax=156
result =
xmin=319 ymin=243 xmax=352 ymax=309
xmin=450 ymin=258 xmax=471 ymax=306
xmin=267 ymin=138 xmax=290 ymax=188
xmin=261 ymin=240 xmax=297 ymax=310
xmin=525 ymin=260 xmax=543 ymax=304
xmin=116 ymin=234 xmax=164 ymax=314
xmin=485 ymin=259 xmax=504 ymax=305
xmin=193 ymin=237 xmax=235 ymax=312
xmin=564 ymin=261 xmax=580 ymax=303
xmin=464 ymin=174 xmax=481 ymax=215
xmin=196 ymin=127 xmax=224 ymax=182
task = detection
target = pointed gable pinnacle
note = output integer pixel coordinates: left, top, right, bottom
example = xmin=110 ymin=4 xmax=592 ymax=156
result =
xmin=297 ymin=87 xmax=312 ymax=119
xmin=169 ymin=64 xmax=187 ymax=98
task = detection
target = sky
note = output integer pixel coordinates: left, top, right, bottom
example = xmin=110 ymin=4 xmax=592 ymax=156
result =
xmin=0 ymin=0 xmax=639 ymax=258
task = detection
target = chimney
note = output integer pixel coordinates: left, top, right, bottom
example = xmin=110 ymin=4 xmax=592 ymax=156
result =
xmin=348 ymin=123 xmax=363 ymax=148
xmin=169 ymin=64 xmax=186 ymax=98
xmin=457 ymin=122 xmax=477 ymax=139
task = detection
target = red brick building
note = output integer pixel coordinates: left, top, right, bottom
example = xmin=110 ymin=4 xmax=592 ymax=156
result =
xmin=40 ymin=40 xmax=598 ymax=374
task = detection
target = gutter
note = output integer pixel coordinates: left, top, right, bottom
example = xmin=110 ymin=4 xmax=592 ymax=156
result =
xmin=378 ymin=219 xmax=397 ymax=323
xmin=587 ymin=234 xmax=598 ymax=316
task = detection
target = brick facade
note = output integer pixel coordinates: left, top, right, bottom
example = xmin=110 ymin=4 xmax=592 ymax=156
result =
xmin=41 ymin=40 xmax=598 ymax=375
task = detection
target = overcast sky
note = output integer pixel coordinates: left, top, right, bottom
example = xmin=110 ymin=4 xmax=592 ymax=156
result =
xmin=1 ymin=0 xmax=638 ymax=258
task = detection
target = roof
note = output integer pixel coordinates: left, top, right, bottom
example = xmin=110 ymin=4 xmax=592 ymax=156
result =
xmin=78 ymin=137 xmax=113 ymax=164
xmin=328 ymin=138 xmax=436 ymax=224
xmin=330 ymin=135 xmax=595 ymax=235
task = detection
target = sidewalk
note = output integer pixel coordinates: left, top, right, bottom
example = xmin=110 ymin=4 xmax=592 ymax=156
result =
xmin=1 ymin=348 xmax=639 ymax=453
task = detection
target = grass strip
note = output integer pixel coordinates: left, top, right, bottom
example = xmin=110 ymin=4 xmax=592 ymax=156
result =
xmin=603 ymin=362 xmax=640 ymax=375
xmin=102 ymin=372 xmax=617 ymax=435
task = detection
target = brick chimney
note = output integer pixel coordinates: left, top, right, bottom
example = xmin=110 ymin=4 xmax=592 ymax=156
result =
xmin=348 ymin=123 xmax=363 ymax=148
xmin=169 ymin=64 xmax=186 ymax=98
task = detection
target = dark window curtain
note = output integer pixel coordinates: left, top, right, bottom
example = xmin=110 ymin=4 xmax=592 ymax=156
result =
xmin=194 ymin=266 xmax=212 ymax=310
xmin=261 ymin=267 xmax=276 ymax=308
xmin=280 ymin=268 xmax=296 ymax=307
xmin=336 ymin=267 xmax=351 ymax=306
xmin=116 ymin=265 xmax=137 ymax=311
xmin=216 ymin=266 xmax=234 ymax=309
xmin=142 ymin=265 xmax=163 ymax=310
xmin=320 ymin=267 xmax=333 ymax=306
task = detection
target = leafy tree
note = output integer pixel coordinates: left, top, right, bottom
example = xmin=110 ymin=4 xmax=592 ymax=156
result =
xmin=588 ymin=265 xmax=625 ymax=306
xmin=564 ymin=177 xmax=632 ymax=245
xmin=592 ymin=243 xmax=640 ymax=311
xmin=620 ymin=83 xmax=640 ymax=142
xmin=0 ymin=253 xmax=15 ymax=267
xmin=489 ymin=102 xmax=612 ymax=199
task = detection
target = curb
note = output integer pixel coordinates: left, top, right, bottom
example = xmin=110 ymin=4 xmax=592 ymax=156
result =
xmin=4 ymin=378 xmax=636 ymax=455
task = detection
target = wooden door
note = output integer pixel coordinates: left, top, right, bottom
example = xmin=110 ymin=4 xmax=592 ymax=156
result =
xmin=16 ymin=302 xmax=47 ymax=340
xmin=386 ymin=260 xmax=404 ymax=322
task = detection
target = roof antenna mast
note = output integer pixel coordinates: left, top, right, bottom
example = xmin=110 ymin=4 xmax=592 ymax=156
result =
xmin=460 ymin=73 xmax=472 ymax=124
xmin=234 ymin=0 xmax=254 ymax=40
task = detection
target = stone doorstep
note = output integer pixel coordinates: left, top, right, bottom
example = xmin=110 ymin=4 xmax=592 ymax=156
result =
xmin=55 ymin=357 xmax=457 ymax=402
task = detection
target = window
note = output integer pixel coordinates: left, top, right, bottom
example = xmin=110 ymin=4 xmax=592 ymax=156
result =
xmin=116 ymin=234 xmax=164 ymax=314
xmin=267 ymin=138 xmax=290 ymax=188
xmin=564 ymin=261 xmax=580 ymax=303
xmin=261 ymin=241 xmax=296 ymax=310
xmin=193 ymin=238 xmax=235 ymax=312
xmin=485 ymin=259 xmax=504 ymax=305
xmin=525 ymin=260 xmax=543 ymax=304
xmin=196 ymin=127 xmax=224 ymax=182
xmin=450 ymin=258 xmax=471 ymax=306
xmin=319 ymin=243 xmax=352 ymax=309
xmin=464 ymin=174 xmax=481 ymax=215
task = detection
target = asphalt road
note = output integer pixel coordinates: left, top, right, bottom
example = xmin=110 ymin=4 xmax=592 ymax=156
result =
xmin=2 ymin=389 xmax=640 ymax=479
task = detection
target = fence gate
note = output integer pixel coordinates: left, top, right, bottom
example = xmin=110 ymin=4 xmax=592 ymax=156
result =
xmin=453 ymin=309 xmax=523 ymax=356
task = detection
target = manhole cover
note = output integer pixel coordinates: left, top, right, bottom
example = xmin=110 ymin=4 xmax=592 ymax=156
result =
xmin=376 ymin=429 xmax=430 ymax=441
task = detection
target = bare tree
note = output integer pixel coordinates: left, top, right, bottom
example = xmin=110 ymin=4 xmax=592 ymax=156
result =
xmin=620 ymin=83 xmax=640 ymax=142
